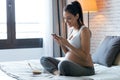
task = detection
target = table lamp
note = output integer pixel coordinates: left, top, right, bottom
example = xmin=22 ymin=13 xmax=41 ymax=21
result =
xmin=78 ymin=0 xmax=97 ymax=28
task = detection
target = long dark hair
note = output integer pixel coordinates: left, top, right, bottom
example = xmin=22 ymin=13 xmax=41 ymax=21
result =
xmin=64 ymin=1 xmax=84 ymax=27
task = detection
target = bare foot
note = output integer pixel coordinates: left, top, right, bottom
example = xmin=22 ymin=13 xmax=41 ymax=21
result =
xmin=53 ymin=70 xmax=60 ymax=75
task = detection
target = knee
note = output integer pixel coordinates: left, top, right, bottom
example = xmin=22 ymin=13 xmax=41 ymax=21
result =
xmin=40 ymin=57 xmax=48 ymax=65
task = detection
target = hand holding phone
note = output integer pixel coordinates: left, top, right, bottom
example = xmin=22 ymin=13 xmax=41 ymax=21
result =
xmin=51 ymin=33 xmax=57 ymax=37
xmin=51 ymin=33 xmax=59 ymax=39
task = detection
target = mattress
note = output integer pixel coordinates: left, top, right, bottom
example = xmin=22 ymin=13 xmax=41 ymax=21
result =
xmin=0 ymin=59 xmax=120 ymax=80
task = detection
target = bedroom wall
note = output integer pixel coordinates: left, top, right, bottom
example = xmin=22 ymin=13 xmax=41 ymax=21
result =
xmin=67 ymin=0 xmax=120 ymax=54
xmin=90 ymin=0 xmax=120 ymax=54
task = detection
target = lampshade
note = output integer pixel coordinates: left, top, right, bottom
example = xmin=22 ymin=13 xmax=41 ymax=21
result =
xmin=78 ymin=0 xmax=97 ymax=13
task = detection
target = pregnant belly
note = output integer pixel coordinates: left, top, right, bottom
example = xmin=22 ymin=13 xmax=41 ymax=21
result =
xmin=65 ymin=51 xmax=93 ymax=67
xmin=65 ymin=51 xmax=81 ymax=64
xmin=65 ymin=51 xmax=74 ymax=59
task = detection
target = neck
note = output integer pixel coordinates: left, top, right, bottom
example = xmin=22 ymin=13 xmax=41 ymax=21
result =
xmin=74 ymin=25 xmax=79 ymax=30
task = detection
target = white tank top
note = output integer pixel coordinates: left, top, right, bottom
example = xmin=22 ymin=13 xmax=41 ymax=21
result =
xmin=67 ymin=25 xmax=86 ymax=49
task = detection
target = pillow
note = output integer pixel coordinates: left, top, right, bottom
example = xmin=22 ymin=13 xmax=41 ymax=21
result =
xmin=92 ymin=36 xmax=120 ymax=67
xmin=114 ymin=53 xmax=120 ymax=65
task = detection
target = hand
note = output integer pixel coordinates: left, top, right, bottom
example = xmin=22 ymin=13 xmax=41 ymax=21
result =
xmin=52 ymin=34 xmax=69 ymax=46
xmin=51 ymin=33 xmax=59 ymax=40
xmin=51 ymin=33 xmax=57 ymax=37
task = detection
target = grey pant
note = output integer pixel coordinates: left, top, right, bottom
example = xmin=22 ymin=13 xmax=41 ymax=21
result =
xmin=40 ymin=57 xmax=95 ymax=76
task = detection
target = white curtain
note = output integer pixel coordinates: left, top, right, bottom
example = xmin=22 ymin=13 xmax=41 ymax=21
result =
xmin=41 ymin=0 xmax=67 ymax=57
xmin=52 ymin=0 xmax=67 ymax=57
xmin=41 ymin=0 xmax=53 ymax=57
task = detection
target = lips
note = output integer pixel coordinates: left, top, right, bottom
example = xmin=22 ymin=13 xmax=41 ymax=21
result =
xmin=67 ymin=23 xmax=72 ymax=27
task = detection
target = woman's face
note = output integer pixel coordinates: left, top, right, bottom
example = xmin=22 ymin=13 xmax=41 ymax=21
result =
xmin=63 ymin=11 xmax=78 ymax=28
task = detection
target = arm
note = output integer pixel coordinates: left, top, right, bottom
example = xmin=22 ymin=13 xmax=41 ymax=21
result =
xmin=61 ymin=45 xmax=69 ymax=54
xmin=66 ymin=27 xmax=91 ymax=59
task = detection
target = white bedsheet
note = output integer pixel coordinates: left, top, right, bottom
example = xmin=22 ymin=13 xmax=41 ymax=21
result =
xmin=0 ymin=59 xmax=120 ymax=80
xmin=0 ymin=70 xmax=16 ymax=80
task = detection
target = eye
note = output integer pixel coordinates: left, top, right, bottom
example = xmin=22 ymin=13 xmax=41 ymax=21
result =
xmin=63 ymin=17 xmax=72 ymax=22
xmin=67 ymin=17 xmax=72 ymax=20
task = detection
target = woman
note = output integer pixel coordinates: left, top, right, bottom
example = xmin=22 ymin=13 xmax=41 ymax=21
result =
xmin=40 ymin=1 xmax=95 ymax=76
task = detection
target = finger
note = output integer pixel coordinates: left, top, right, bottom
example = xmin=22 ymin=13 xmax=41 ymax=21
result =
xmin=54 ymin=35 xmax=60 ymax=40
xmin=53 ymin=36 xmax=59 ymax=41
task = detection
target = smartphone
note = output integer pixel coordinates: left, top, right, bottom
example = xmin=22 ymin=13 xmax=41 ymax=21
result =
xmin=51 ymin=33 xmax=59 ymax=39
xmin=51 ymin=33 xmax=57 ymax=37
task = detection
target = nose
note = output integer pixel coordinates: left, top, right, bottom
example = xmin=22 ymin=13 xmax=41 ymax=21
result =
xmin=64 ymin=18 xmax=68 ymax=23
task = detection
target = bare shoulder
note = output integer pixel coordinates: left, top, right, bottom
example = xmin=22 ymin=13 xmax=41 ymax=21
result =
xmin=81 ymin=26 xmax=91 ymax=36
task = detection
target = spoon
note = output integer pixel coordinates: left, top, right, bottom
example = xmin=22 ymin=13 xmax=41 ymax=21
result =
xmin=28 ymin=63 xmax=41 ymax=74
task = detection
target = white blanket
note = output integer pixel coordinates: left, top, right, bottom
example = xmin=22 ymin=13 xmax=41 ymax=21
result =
xmin=0 ymin=59 xmax=120 ymax=80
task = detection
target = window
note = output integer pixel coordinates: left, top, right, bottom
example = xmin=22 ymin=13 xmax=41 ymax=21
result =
xmin=0 ymin=0 xmax=49 ymax=49
xmin=15 ymin=0 xmax=44 ymax=39
xmin=0 ymin=0 xmax=7 ymax=40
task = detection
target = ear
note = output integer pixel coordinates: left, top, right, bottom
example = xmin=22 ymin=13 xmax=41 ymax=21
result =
xmin=75 ymin=13 xmax=79 ymax=19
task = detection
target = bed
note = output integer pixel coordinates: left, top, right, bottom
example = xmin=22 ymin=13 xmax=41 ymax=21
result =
xmin=0 ymin=36 xmax=120 ymax=80
xmin=0 ymin=57 xmax=120 ymax=80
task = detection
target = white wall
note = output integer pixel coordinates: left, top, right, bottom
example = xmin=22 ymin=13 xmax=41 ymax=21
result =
xmin=0 ymin=48 xmax=44 ymax=62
